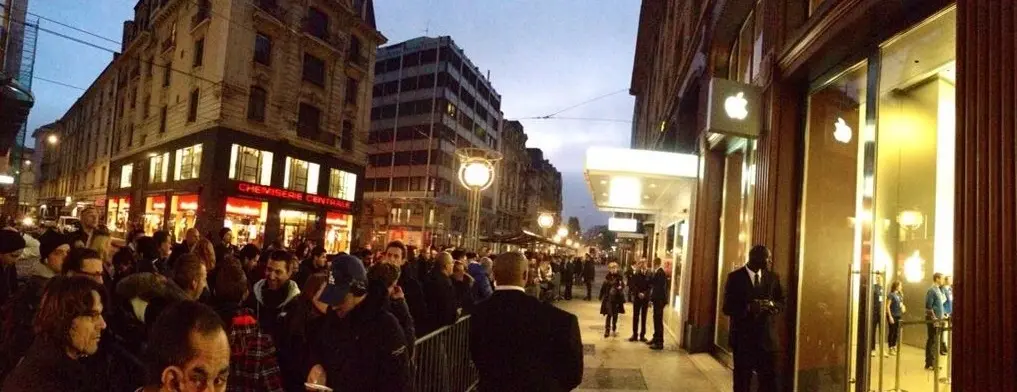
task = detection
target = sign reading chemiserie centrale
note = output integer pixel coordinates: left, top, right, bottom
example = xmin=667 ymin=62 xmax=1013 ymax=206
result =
xmin=237 ymin=182 xmax=352 ymax=211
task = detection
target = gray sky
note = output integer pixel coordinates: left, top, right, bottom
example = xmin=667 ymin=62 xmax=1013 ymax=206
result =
xmin=24 ymin=0 xmax=640 ymax=229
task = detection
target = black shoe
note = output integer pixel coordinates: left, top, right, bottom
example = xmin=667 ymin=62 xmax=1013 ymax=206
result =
xmin=639 ymin=336 xmax=648 ymax=342
xmin=650 ymin=343 xmax=664 ymax=350
xmin=628 ymin=335 xmax=638 ymax=342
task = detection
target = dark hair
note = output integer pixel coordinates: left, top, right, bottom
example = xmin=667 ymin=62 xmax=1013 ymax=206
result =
xmin=145 ymin=301 xmax=225 ymax=385
xmin=126 ymin=228 xmax=145 ymax=246
xmin=172 ymin=254 xmax=205 ymax=291
xmin=218 ymin=228 xmax=231 ymax=239
xmin=405 ymin=245 xmax=418 ymax=259
xmin=385 ymin=240 xmax=406 ymax=256
xmin=891 ymin=280 xmax=902 ymax=292
xmin=34 ymin=276 xmax=106 ymax=348
xmin=152 ymin=231 xmax=171 ymax=247
xmin=465 ymin=252 xmax=477 ymax=260
xmin=214 ymin=261 xmax=248 ymax=304
xmin=63 ymin=248 xmax=102 ymax=275
xmin=451 ymin=250 xmax=465 ymax=261
xmin=112 ymin=246 xmax=136 ymax=269
xmin=367 ymin=262 xmax=401 ymax=288
xmin=136 ymin=236 xmax=159 ymax=260
xmin=310 ymin=246 xmax=327 ymax=258
xmin=269 ymin=250 xmax=294 ymax=271
xmin=239 ymin=244 xmax=259 ymax=261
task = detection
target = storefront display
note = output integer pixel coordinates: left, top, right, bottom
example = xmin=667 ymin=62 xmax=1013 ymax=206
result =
xmin=144 ymin=196 xmax=166 ymax=236
xmin=324 ymin=212 xmax=352 ymax=254
xmin=280 ymin=209 xmax=318 ymax=248
xmin=170 ymin=194 xmax=199 ymax=242
xmin=224 ymin=197 xmax=267 ymax=247
xmin=106 ymin=197 xmax=131 ymax=236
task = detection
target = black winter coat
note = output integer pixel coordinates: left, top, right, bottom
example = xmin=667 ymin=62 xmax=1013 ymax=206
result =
xmin=276 ymin=299 xmax=327 ymax=392
xmin=311 ymin=292 xmax=412 ymax=391
xmin=422 ymin=271 xmax=458 ymax=334
xmin=599 ymin=272 xmax=626 ymax=315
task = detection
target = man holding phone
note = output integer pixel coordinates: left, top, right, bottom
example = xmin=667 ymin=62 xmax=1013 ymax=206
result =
xmin=722 ymin=245 xmax=785 ymax=392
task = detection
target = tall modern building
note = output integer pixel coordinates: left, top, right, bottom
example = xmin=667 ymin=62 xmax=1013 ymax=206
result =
xmin=36 ymin=0 xmax=385 ymax=253
xmin=363 ymin=36 xmax=503 ymax=248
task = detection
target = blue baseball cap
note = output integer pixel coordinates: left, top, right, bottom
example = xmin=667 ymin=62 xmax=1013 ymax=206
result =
xmin=318 ymin=254 xmax=368 ymax=306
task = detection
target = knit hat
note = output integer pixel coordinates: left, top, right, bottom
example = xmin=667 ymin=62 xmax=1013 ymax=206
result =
xmin=38 ymin=229 xmax=71 ymax=261
xmin=0 ymin=230 xmax=26 ymax=254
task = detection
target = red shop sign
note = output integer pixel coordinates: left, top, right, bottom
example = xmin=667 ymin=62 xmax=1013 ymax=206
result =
xmin=236 ymin=182 xmax=352 ymax=212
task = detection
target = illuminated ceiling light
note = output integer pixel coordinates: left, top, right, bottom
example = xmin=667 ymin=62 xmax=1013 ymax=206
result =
xmin=724 ymin=92 xmax=749 ymax=120
xmin=608 ymin=176 xmax=642 ymax=207
xmin=148 ymin=152 xmax=160 ymax=158
xmin=833 ymin=117 xmax=853 ymax=143
xmin=898 ymin=210 xmax=924 ymax=230
xmin=903 ymin=250 xmax=925 ymax=283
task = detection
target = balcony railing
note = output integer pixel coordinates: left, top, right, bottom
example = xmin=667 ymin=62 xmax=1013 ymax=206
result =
xmin=191 ymin=5 xmax=210 ymax=29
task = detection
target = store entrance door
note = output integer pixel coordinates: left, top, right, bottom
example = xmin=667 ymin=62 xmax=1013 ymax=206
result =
xmin=280 ymin=209 xmax=318 ymax=249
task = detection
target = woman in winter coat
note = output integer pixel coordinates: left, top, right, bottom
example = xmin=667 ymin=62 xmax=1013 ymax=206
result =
xmin=599 ymin=262 xmax=626 ymax=338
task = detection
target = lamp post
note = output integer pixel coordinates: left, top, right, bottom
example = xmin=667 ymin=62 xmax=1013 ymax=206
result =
xmin=457 ymin=148 xmax=502 ymax=251
xmin=557 ymin=226 xmax=569 ymax=238
xmin=537 ymin=212 xmax=554 ymax=238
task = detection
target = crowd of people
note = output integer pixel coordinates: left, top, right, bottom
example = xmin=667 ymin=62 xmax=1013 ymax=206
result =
xmin=0 ymin=205 xmax=551 ymax=391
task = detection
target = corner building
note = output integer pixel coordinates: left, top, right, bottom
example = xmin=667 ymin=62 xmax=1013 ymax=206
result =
xmin=631 ymin=0 xmax=1014 ymax=390
xmin=100 ymin=0 xmax=384 ymax=253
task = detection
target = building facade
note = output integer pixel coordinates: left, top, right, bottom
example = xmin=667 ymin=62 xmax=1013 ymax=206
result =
xmin=0 ymin=0 xmax=36 ymax=217
xmin=494 ymin=120 xmax=528 ymax=236
xmin=630 ymin=0 xmax=1014 ymax=390
xmin=524 ymin=147 xmax=562 ymax=233
xmin=37 ymin=0 xmax=384 ymax=253
xmin=363 ymin=36 xmax=503 ymax=248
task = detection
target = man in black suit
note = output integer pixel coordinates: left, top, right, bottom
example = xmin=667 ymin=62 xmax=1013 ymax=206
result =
xmin=582 ymin=256 xmax=596 ymax=301
xmin=647 ymin=258 xmax=668 ymax=350
xmin=469 ymin=252 xmax=584 ymax=392
xmin=722 ymin=245 xmax=785 ymax=392
xmin=627 ymin=261 xmax=651 ymax=342
xmin=560 ymin=257 xmax=575 ymax=300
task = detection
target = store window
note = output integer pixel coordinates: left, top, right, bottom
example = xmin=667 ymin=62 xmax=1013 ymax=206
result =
xmin=284 ymin=157 xmax=320 ymax=194
xmin=329 ymin=169 xmax=356 ymax=201
xmin=175 ymin=144 xmax=202 ymax=180
xmin=280 ymin=209 xmax=318 ymax=248
xmin=229 ymin=144 xmax=273 ymax=185
xmin=144 ymin=196 xmax=166 ymax=236
xmin=149 ymin=152 xmax=169 ymax=183
xmin=325 ymin=212 xmax=352 ymax=253
xmin=120 ymin=163 xmax=133 ymax=188
xmin=106 ymin=197 xmax=131 ymax=236
xmin=170 ymin=194 xmax=199 ymax=241
xmin=714 ymin=139 xmax=757 ymax=354
xmin=224 ymin=197 xmax=267 ymax=247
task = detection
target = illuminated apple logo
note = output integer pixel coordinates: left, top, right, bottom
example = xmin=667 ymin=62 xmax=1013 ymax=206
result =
xmin=833 ymin=117 xmax=852 ymax=143
xmin=724 ymin=92 xmax=749 ymax=120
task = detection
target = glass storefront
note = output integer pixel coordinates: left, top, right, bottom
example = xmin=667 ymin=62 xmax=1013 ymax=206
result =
xmin=106 ymin=197 xmax=131 ymax=236
xmin=714 ymin=139 xmax=757 ymax=355
xmin=144 ymin=196 xmax=166 ymax=236
xmin=224 ymin=197 xmax=267 ymax=247
xmin=324 ymin=211 xmax=352 ymax=254
xmin=170 ymin=194 xmax=199 ymax=242
xmin=280 ymin=209 xmax=318 ymax=248
xmin=796 ymin=7 xmax=955 ymax=391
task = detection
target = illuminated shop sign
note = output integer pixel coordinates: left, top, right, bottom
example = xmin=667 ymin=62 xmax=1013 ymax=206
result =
xmin=236 ymin=182 xmax=352 ymax=211
xmin=704 ymin=77 xmax=763 ymax=139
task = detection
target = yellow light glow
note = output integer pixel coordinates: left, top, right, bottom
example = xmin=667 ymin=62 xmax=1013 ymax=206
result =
xmin=459 ymin=159 xmax=494 ymax=189
xmin=553 ymin=235 xmax=561 ymax=243
xmin=608 ymin=176 xmax=642 ymax=208
xmin=47 ymin=134 xmax=58 ymax=144
xmin=903 ymin=250 xmax=925 ymax=283
xmin=21 ymin=217 xmax=34 ymax=226
xmin=537 ymin=213 xmax=554 ymax=229
xmin=934 ymin=79 xmax=956 ymax=276
xmin=566 ymin=239 xmax=574 ymax=246
xmin=897 ymin=210 xmax=924 ymax=230
xmin=557 ymin=226 xmax=569 ymax=238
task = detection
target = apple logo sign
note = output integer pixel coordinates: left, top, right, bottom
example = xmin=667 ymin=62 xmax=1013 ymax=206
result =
xmin=833 ymin=117 xmax=852 ymax=143
xmin=724 ymin=92 xmax=749 ymax=120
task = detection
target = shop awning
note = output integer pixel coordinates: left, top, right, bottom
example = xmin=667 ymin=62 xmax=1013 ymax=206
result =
xmin=584 ymin=146 xmax=698 ymax=214
xmin=480 ymin=230 xmax=556 ymax=245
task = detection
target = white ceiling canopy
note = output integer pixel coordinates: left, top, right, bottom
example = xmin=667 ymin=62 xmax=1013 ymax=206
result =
xmin=584 ymin=147 xmax=698 ymax=214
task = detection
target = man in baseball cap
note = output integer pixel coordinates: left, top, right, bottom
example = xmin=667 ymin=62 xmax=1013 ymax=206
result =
xmin=307 ymin=254 xmax=411 ymax=390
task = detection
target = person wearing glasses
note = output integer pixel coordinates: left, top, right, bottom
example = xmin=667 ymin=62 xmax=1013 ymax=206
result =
xmin=64 ymin=248 xmax=107 ymax=284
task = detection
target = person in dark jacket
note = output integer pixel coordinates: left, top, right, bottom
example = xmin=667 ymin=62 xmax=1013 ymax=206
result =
xmin=0 ymin=229 xmax=26 ymax=308
xmin=2 ymin=276 xmax=110 ymax=392
xmin=469 ymin=252 xmax=583 ymax=392
xmin=559 ymin=256 xmax=575 ymax=300
xmin=423 ymin=252 xmax=458 ymax=334
xmin=722 ymin=246 xmax=785 ymax=391
xmin=451 ymin=261 xmax=476 ymax=315
xmin=384 ymin=240 xmax=429 ymax=334
xmin=276 ymin=273 xmax=331 ymax=392
xmin=582 ymin=256 xmax=597 ymax=300
xmin=248 ymin=250 xmax=301 ymax=338
xmin=648 ymin=257 xmax=670 ymax=350
xmin=305 ymin=255 xmax=411 ymax=391
xmin=599 ymin=262 xmax=626 ymax=338
xmin=368 ymin=262 xmax=416 ymax=359
xmin=213 ymin=261 xmax=284 ymax=392
xmin=627 ymin=261 xmax=651 ymax=342
xmin=213 ymin=228 xmax=237 ymax=268
xmin=292 ymin=246 xmax=329 ymax=287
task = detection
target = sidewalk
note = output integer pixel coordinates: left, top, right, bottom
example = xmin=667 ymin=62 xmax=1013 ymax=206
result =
xmin=555 ymin=287 xmax=729 ymax=391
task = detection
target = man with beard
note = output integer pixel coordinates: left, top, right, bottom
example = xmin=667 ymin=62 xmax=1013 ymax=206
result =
xmin=249 ymin=250 xmax=301 ymax=337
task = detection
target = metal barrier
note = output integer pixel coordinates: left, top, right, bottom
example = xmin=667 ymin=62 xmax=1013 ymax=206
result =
xmin=884 ymin=318 xmax=952 ymax=392
xmin=413 ymin=316 xmax=479 ymax=392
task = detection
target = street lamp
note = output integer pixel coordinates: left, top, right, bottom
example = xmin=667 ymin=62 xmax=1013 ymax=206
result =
xmin=457 ymin=148 xmax=502 ymax=250
xmin=46 ymin=134 xmax=58 ymax=145
xmin=537 ymin=212 xmax=554 ymax=237
xmin=557 ymin=226 xmax=569 ymax=238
